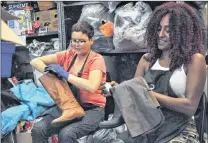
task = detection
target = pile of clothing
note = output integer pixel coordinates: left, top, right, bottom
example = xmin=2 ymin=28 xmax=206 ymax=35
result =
xmin=1 ymin=81 xmax=55 ymax=137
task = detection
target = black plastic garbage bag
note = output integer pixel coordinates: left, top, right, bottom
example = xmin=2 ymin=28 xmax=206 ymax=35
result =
xmin=79 ymin=3 xmax=115 ymax=52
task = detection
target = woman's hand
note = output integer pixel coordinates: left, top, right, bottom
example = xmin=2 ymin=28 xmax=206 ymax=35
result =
xmin=30 ymin=54 xmax=58 ymax=73
xmin=46 ymin=64 xmax=69 ymax=80
xmin=148 ymin=90 xmax=161 ymax=108
xmin=100 ymin=81 xmax=119 ymax=97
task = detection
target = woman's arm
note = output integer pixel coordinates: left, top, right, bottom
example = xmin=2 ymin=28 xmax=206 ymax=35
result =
xmin=104 ymin=54 xmax=150 ymax=89
xmin=134 ymin=54 xmax=150 ymax=77
xmin=68 ymin=70 xmax=103 ymax=93
xmin=30 ymin=54 xmax=58 ymax=73
xmin=150 ymin=53 xmax=206 ymax=116
xmin=31 ymin=50 xmax=105 ymax=93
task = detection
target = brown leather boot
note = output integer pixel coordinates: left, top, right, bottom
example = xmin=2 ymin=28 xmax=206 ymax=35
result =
xmin=39 ymin=73 xmax=85 ymax=128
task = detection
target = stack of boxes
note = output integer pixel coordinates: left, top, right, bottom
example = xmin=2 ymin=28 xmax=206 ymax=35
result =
xmin=35 ymin=9 xmax=58 ymax=32
xmin=6 ymin=2 xmax=39 ymax=35
xmin=6 ymin=2 xmax=58 ymax=36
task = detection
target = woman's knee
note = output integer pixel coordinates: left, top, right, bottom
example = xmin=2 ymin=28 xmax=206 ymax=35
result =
xmin=58 ymin=129 xmax=78 ymax=143
xmin=31 ymin=117 xmax=51 ymax=138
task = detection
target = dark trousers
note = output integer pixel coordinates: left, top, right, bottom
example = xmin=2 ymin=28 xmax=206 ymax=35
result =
xmin=31 ymin=107 xmax=104 ymax=143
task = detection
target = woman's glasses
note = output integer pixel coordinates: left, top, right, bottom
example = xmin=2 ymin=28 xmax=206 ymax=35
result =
xmin=70 ymin=39 xmax=87 ymax=46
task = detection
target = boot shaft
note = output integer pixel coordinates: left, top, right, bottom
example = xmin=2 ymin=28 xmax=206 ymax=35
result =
xmin=39 ymin=73 xmax=81 ymax=110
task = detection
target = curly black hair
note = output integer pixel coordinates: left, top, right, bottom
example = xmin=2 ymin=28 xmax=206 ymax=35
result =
xmin=144 ymin=2 xmax=203 ymax=71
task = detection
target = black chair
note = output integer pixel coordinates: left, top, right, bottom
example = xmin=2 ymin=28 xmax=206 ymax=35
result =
xmin=104 ymin=72 xmax=115 ymax=120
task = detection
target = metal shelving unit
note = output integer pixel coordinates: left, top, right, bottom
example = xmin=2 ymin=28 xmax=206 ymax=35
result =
xmin=57 ymin=1 xmax=83 ymax=51
xmin=56 ymin=1 xmax=147 ymax=54
xmin=25 ymin=31 xmax=58 ymax=38
xmin=56 ymin=1 xmax=148 ymax=82
xmin=57 ymin=1 xmax=66 ymax=51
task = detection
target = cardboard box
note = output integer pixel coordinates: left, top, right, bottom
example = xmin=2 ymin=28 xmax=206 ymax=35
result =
xmin=35 ymin=10 xmax=58 ymax=32
xmin=37 ymin=2 xmax=56 ymax=11
xmin=6 ymin=2 xmax=39 ymax=36
xmin=16 ymin=132 xmax=32 ymax=143
xmin=15 ymin=132 xmax=56 ymax=143
xmin=6 ymin=2 xmax=39 ymax=11
xmin=7 ymin=10 xmax=27 ymax=36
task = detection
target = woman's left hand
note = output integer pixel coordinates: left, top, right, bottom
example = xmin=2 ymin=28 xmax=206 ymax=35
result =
xmin=46 ymin=64 xmax=69 ymax=80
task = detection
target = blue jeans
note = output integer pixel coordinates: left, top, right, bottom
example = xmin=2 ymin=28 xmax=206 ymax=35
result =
xmin=31 ymin=107 xmax=104 ymax=143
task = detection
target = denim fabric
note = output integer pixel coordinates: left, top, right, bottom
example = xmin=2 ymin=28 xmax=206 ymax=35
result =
xmin=32 ymin=115 xmax=54 ymax=143
xmin=31 ymin=107 xmax=104 ymax=143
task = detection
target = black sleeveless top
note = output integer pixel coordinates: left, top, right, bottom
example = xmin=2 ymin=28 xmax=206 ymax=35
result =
xmin=142 ymin=70 xmax=190 ymax=143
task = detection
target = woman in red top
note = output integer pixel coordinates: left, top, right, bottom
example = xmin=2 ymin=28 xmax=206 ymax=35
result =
xmin=30 ymin=21 xmax=107 ymax=143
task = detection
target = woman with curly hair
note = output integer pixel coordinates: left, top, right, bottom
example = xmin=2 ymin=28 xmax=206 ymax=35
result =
xmin=100 ymin=2 xmax=206 ymax=143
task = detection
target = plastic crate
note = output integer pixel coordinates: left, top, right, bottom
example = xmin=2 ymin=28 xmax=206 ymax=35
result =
xmin=1 ymin=42 xmax=16 ymax=77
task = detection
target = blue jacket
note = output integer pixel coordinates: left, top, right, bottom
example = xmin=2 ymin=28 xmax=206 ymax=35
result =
xmin=1 ymin=81 xmax=55 ymax=136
